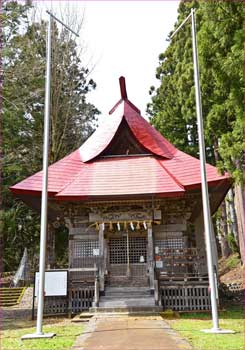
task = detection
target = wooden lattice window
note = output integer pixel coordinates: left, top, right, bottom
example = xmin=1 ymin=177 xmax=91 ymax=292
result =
xmin=129 ymin=237 xmax=147 ymax=263
xmin=109 ymin=237 xmax=147 ymax=264
xmin=155 ymin=238 xmax=184 ymax=250
xmin=109 ymin=237 xmax=127 ymax=264
xmin=71 ymin=240 xmax=99 ymax=257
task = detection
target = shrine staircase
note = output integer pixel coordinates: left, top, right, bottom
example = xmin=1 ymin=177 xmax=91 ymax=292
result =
xmin=0 ymin=287 xmax=26 ymax=307
xmin=90 ymin=287 xmax=162 ymax=314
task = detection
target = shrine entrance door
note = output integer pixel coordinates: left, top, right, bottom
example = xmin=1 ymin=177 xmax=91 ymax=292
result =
xmin=107 ymin=232 xmax=148 ymax=287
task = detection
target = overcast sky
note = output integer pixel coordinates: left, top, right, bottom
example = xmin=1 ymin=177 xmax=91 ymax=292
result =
xmin=38 ymin=1 xmax=180 ymax=120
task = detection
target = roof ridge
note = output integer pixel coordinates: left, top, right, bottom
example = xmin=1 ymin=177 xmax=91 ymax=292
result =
xmin=54 ymin=162 xmax=87 ymax=196
xmin=109 ymin=97 xmax=140 ymax=115
xmin=156 ymin=158 xmax=185 ymax=190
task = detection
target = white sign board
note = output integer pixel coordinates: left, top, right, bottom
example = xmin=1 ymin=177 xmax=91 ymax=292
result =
xmin=35 ymin=270 xmax=67 ymax=297
xmin=155 ymin=261 xmax=163 ymax=268
xmin=155 ymin=246 xmax=159 ymax=254
xmin=93 ymin=248 xmax=100 ymax=256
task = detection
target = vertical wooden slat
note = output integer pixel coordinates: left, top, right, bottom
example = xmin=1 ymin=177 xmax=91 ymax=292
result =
xmin=159 ymin=285 xmax=210 ymax=312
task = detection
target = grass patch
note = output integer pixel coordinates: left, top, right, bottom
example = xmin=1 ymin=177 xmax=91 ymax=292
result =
xmin=1 ymin=320 xmax=83 ymax=350
xmin=225 ymin=254 xmax=241 ymax=270
xmin=167 ymin=306 xmax=244 ymax=350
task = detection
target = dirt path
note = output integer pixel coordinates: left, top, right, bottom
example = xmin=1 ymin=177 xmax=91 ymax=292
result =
xmin=72 ymin=315 xmax=192 ymax=350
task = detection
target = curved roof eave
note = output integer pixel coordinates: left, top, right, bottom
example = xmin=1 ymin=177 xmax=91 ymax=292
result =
xmin=79 ymin=99 xmax=177 ymax=163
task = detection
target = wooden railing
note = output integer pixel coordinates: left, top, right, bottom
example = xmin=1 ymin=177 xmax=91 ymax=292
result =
xmin=69 ymin=265 xmax=99 ymax=311
xmin=37 ymin=266 xmax=100 ymax=315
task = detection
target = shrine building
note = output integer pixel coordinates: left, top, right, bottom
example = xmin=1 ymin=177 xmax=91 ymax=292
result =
xmin=10 ymin=77 xmax=231 ymax=314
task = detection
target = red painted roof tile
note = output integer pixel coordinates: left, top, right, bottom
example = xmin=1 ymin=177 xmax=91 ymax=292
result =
xmin=79 ymin=99 xmax=176 ymax=162
xmin=10 ymin=149 xmax=82 ymax=195
xmin=159 ymin=150 xmax=229 ymax=188
xmin=55 ymin=156 xmax=184 ymax=200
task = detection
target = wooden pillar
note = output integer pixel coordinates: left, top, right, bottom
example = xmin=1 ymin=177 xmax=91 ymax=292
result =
xmin=194 ymin=214 xmax=218 ymax=275
xmin=194 ymin=214 xmax=207 ymax=274
xmin=99 ymin=223 xmax=105 ymax=293
xmin=147 ymin=225 xmax=154 ymax=292
xmin=47 ymin=223 xmax=55 ymax=269
xmin=126 ymin=230 xmax=131 ymax=277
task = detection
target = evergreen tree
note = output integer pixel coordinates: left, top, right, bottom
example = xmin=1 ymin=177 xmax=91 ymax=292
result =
xmin=148 ymin=0 xmax=202 ymax=159
xmin=148 ymin=0 xmax=243 ymax=179
xmin=148 ymin=0 xmax=244 ymax=260
xmin=2 ymin=1 xmax=100 ymax=270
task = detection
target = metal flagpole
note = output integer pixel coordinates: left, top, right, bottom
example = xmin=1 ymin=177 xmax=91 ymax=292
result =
xmin=190 ymin=8 xmax=219 ymax=332
xmin=22 ymin=11 xmax=79 ymax=340
xmin=170 ymin=8 xmax=234 ymax=334
xmin=36 ymin=11 xmax=52 ymax=336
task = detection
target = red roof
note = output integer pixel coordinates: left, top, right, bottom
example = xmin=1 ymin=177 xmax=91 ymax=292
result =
xmin=10 ymin=149 xmax=82 ymax=196
xmin=10 ymin=77 xmax=230 ymax=201
xmin=79 ymin=99 xmax=176 ymax=162
xmin=55 ymin=156 xmax=184 ymax=200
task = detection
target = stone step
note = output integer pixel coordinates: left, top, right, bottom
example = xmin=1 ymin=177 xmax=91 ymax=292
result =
xmin=105 ymin=287 xmax=150 ymax=292
xmin=89 ymin=306 xmax=162 ymax=314
xmin=102 ymin=294 xmax=151 ymax=299
xmin=108 ymin=279 xmax=148 ymax=287
xmin=0 ymin=296 xmax=19 ymax=301
xmin=71 ymin=315 xmax=92 ymax=323
xmin=0 ymin=292 xmax=23 ymax=297
xmin=0 ymin=301 xmax=18 ymax=306
xmin=79 ymin=312 xmax=94 ymax=319
xmin=0 ymin=287 xmax=25 ymax=307
xmin=0 ymin=288 xmax=23 ymax=291
xmin=99 ymin=298 xmax=155 ymax=308
xmin=105 ymin=290 xmax=151 ymax=294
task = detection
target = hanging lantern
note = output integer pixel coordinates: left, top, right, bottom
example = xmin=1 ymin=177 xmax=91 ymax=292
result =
xmin=117 ymin=222 xmax=120 ymax=231
xmin=136 ymin=221 xmax=140 ymax=230
xmin=130 ymin=222 xmax=134 ymax=231
xmin=143 ymin=221 xmax=147 ymax=230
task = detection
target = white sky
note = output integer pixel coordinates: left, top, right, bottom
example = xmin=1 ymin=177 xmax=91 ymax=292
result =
xmin=37 ymin=1 xmax=179 ymax=120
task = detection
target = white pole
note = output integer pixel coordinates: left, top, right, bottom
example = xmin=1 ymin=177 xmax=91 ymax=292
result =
xmin=190 ymin=8 xmax=219 ymax=331
xmin=169 ymin=8 xmax=234 ymax=334
xmin=36 ymin=12 xmax=52 ymax=335
xmin=22 ymin=11 xmax=79 ymax=340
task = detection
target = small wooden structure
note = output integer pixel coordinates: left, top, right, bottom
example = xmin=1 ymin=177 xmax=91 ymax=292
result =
xmin=11 ymin=77 xmax=230 ymax=313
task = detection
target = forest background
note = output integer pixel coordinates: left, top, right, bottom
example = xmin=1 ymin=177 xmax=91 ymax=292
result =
xmin=1 ymin=0 xmax=244 ymax=272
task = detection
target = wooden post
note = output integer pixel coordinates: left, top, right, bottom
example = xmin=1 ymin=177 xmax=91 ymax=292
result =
xmin=154 ymin=279 xmax=160 ymax=305
xmin=99 ymin=224 xmax=105 ymax=293
xmin=94 ymin=277 xmax=100 ymax=307
xmin=194 ymin=214 xmax=208 ymax=275
xmin=147 ymin=225 xmax=154 ymax=292
xmin=47 ymin=223 xmax=55 ymax=269
xmin=126 ymin=230 xmax=130 ymax=277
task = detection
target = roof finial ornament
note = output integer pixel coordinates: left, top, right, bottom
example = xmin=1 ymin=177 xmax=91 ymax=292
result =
xmin=119 ymin=76 xmax=127 ymax=100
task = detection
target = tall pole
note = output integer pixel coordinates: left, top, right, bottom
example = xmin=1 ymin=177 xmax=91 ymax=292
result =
xmin=169 ymin=8 xmax=234 ymax=334
xmin=190 ymin=8 xmax=219 ymax=331
xmin=22 ymin=11 xmax=79 ymax=340
xmin=36 ymin=12 xmax=52 ymax=335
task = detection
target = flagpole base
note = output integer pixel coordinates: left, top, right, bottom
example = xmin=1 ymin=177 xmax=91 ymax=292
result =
xmin=201 ymin=328 xmax=235 ymax=334
xmin=21 ymin=332 xmax=56 ymax=340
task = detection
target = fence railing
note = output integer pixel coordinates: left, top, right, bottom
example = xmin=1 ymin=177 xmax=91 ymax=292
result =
xmin=33 ymin=266 xmax=99 ymax=316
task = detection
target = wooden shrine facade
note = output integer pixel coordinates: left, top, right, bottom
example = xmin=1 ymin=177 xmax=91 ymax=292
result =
xmin=11 ymin=77 xmax=230 ymax=314
xmin=42 ymin=194 xmax=213 ymax=314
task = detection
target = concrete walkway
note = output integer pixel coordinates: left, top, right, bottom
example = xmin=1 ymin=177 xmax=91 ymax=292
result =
xmin=73 ymin=315 xmax=192 ymax=350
